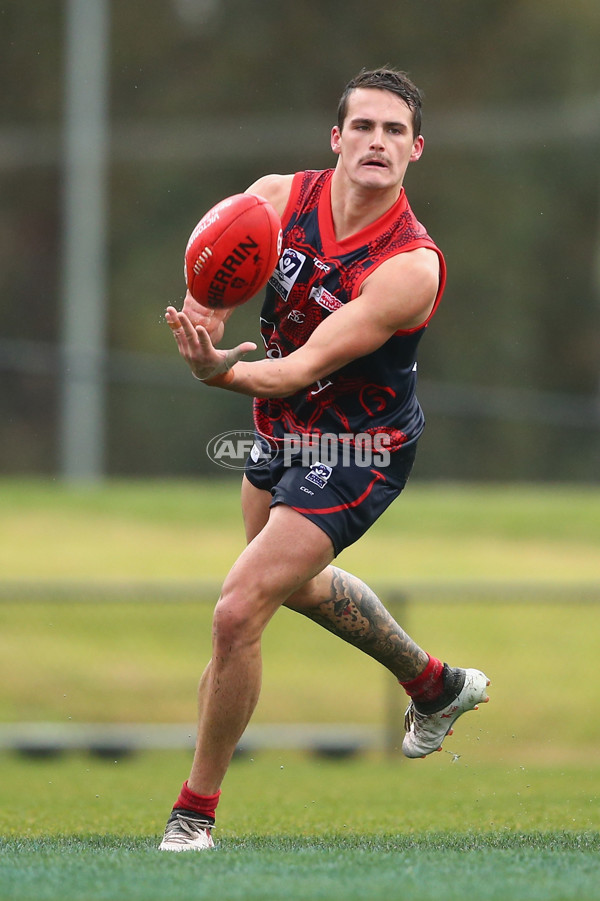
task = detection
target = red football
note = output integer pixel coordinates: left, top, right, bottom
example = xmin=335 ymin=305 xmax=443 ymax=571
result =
xmin=184 ymin=193 xmax=282 ymax=309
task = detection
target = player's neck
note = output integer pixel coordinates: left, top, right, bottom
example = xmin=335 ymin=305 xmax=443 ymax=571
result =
xmin=329 ymin=169 xmax=403 ymax=242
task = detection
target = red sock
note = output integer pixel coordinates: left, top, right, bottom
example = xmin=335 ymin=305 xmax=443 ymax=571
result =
xmin=173 ymin=781 xmax=221 ymax=821
xmin=400 ymin=655 xmax=445 ymax=703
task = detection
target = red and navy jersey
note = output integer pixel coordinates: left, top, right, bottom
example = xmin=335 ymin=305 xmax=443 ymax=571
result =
xmin=253 ymin=168 xmax=446 ymax=451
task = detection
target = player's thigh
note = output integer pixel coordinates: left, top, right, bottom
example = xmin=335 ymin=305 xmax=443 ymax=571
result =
xmin=218 ymin=503 xmax=335 ymax=639
xmin=241 ymin=474 xmax=272 ymax=543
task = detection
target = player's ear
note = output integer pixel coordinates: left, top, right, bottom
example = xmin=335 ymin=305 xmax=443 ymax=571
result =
xmin=331 ymin=126 xmax=342 ymax=155
xmin=410 ymin=135 xmax=425 ymax=162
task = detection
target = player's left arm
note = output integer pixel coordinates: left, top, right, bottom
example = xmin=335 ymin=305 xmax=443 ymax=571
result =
xmin=225 ymin=247 xmax=440 ymax=396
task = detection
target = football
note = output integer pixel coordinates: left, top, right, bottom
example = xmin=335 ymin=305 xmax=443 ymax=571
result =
xmin=184 ymin=193 xmax=282 ymax=309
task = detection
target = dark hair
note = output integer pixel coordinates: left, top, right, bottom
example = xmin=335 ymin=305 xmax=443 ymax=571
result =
xmin=337 ymin=67 xmax=423 ymax=137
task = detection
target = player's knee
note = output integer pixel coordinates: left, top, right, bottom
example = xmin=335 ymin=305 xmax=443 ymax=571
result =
xmin=211 ymin=591 xmax=262 ymax=652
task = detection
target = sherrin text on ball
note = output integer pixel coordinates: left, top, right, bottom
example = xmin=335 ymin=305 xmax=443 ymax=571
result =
xmin=184 ymin=193 xmax=282 ymax=309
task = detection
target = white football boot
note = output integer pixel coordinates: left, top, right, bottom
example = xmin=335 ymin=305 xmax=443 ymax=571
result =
xmin=402 ymin=667 xmax=490 ymax=758
xmin=159 ymin=809 xmax=215 ymax=851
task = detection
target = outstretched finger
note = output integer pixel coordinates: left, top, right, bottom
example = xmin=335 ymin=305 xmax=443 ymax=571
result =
xmin=173 ymin=311 xmax=197 ymax=340
xmin=165 ymin=306 xmax=183 ymax=332
xmin=166 ymin=312 xmax=189 ymax=353
xmin=195 ymin=324 xmax=212 ymax=345
xmin=166 ymin=308 xmax=198 ymax=342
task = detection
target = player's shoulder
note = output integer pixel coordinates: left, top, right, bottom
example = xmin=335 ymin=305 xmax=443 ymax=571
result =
xmin=245 ymin=173 xmax=295 ymax=218
xmin=369 ymin=245 xmax=440 ymax=291
xmin=360 ymin=246 xmax=441 ymax=329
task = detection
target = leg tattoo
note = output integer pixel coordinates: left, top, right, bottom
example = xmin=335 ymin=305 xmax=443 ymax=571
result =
xmin=295 ymin=567 xmax=428 ymax=682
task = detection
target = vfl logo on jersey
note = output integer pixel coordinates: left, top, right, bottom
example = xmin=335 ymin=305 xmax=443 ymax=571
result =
xmin=269 ymin=248 xmax=306 ymax=301
xmin=309 ymin=286 xmax=343 ymax=312
xmin=305 ymin=461 xmax=332 ymax=489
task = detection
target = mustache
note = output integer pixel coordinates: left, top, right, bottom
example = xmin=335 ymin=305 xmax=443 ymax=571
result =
xmin=359 ymin=154 xmax=390 ymax=166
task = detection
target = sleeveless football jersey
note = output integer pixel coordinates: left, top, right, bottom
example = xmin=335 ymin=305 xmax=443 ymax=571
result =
xmin=253 ymin=168 xmax=446 ymax=452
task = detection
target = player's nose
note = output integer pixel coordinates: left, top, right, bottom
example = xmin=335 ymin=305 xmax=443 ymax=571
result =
xmin=369 ymin=129 xmax=385 ymax=150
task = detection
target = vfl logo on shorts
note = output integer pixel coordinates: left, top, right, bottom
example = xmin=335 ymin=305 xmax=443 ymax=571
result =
xmin=305 ymin=461 xmax=332 ymax=489
xmin=269 ymin=248 xmax=306 ymax=301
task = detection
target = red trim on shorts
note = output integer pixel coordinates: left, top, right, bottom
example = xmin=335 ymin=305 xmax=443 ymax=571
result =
xmin=289 ymin=470 xmax=386 ymax=516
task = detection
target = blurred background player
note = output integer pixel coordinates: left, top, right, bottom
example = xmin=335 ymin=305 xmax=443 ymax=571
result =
xmin=160 ymin=67 xmax=489 ymax=852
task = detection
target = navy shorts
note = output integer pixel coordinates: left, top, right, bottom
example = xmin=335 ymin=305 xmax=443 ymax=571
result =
xmin=244 ymin=434 xmax=418 ymax=556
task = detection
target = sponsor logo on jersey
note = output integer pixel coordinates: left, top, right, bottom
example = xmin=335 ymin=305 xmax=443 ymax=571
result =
xmin=309 ymin=285 xmax=342 ymax=312
xmin=313 ymin=257 xmax=331 ymax=272
xmin=305 ymin=461 xmax=333 ymax=489
xmin=269 ymin=248 xmax=306 ymax=301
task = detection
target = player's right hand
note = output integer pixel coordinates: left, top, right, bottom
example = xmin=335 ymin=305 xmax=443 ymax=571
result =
xmin=179 ymin=290 xmax=232 ymax=344
xmin=165 ymin=306 xmax=256 ymax=382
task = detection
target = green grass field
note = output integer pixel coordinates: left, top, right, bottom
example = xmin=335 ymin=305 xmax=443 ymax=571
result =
xmin=1 ymin=751 xmax=599 ymax=900
xmin=1 ymin=479 xmax=599 ymax=899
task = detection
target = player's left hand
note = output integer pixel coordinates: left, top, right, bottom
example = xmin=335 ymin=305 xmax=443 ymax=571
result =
xmin=165 ymin=306 xmax=256 ymax=381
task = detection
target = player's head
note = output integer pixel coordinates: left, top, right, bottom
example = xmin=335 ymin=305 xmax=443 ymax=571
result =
xmin=337 ymin=67 xmax=423 ymax=138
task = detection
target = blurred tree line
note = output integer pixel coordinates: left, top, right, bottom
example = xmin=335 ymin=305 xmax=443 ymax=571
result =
xmin=1 ymin=0 xmax=599 ymax=480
